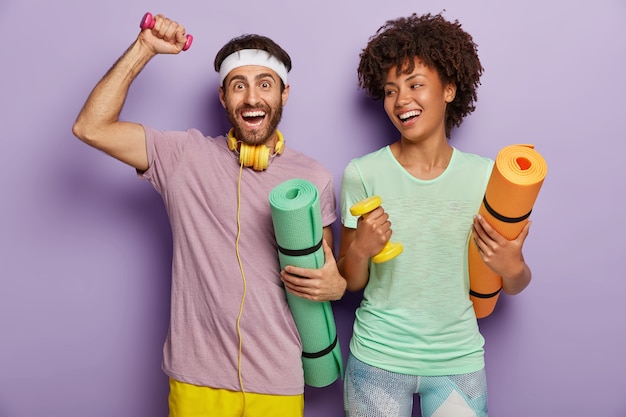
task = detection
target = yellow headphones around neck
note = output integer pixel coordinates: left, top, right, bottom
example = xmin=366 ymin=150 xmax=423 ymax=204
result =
xmin=227 ymin=129 xmax=285 ymax=171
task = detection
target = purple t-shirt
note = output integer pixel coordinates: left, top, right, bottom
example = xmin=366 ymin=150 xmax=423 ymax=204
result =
xmin=140 ymin=126 xmax=337 ymax=395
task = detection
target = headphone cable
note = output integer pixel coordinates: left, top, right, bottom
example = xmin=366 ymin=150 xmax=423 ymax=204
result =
xmin=235 ymin=160 xmax=248 ymax=413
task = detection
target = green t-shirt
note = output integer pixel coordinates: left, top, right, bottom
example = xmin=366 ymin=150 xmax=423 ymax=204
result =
xmin=341 ymin=146 xmax=493 ymax=376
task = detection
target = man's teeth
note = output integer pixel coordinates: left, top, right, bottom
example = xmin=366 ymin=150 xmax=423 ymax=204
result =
xmin=243 ymin=110 xmax=266 ymax=117
xmin=399 ymin=110 xmax=421 ymax=120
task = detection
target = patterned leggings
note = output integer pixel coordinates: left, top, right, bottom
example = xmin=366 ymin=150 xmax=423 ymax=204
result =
xmin=344 ymin=353 xmax=488 ymax=417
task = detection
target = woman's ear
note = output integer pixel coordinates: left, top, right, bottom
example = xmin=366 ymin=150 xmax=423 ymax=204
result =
xmin=444 ymin=83 xmax=457 ymax=103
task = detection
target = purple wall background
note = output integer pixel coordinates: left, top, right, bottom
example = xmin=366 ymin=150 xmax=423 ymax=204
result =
xmin=2 ymin=0 xmax=625 ymax=416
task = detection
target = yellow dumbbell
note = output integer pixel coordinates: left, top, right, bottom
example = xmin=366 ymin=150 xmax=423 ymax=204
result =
xmin=350 ymin=196 xmax=403 ymax=263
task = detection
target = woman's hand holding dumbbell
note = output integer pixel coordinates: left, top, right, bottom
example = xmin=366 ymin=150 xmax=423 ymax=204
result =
xmin=350 ymin=196 xmax=403 ymax=264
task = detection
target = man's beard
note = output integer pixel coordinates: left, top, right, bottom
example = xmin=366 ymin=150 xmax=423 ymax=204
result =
xmin=227 ymin=103 xmax=283 ymax=146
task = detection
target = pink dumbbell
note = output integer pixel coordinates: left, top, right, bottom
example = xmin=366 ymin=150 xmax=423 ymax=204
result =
xmin=140 ymin=12 xmax=193 ymax=51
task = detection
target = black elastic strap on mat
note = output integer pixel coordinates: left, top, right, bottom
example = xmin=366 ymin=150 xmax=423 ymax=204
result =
xmin=483 ymin=196 xmax=532 ymax=224
xmin=470 ymin=288 xmax=502 ymax=299
xmin=278 ymin=239 xmax=323 ymax=257
xmin=302 ymin=335 xmax=338 ymax=359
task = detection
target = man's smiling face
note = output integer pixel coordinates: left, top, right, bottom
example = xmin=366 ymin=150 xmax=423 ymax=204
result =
xmin=220 ymin=65 xmax=289 ymax=147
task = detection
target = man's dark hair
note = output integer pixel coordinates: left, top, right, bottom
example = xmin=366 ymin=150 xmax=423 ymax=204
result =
xmin=214 ymin=34 xmax=292 ymax=90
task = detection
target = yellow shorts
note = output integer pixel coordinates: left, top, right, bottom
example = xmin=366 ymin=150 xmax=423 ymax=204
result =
xmin=168 ymin=378 xmax=304 ymax=417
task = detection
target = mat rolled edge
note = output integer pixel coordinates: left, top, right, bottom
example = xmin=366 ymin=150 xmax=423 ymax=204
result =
xmin=469 ymin=144 xmax=547 ymax=318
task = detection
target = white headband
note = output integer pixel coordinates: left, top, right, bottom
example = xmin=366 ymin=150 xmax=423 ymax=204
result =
xmin=218 ymin=49 xmax=288 ymax=86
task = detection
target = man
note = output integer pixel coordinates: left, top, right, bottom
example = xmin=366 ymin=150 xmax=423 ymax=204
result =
xmin=72 ymin=13 xmax=346 ymax=417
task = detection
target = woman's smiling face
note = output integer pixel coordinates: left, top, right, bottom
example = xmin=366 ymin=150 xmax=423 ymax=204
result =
xmin=383 ymin=57 xmax=456 ymax=144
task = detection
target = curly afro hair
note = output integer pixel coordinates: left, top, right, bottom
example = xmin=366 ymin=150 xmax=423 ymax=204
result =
xmin=358 ymin=13 xmax=483 ymax=138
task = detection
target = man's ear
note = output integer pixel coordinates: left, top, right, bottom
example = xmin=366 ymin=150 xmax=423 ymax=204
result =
xmin=444 ymin=83 xmax=457 ymax=103
xmin=281 ymin=84 xmax=290 ymax=106
xmin=218 ymin=86 xmax=226 ymax=108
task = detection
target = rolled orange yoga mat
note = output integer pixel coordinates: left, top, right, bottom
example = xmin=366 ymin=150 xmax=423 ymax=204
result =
xmin=469 ymin=144 xmax=547 ymax=318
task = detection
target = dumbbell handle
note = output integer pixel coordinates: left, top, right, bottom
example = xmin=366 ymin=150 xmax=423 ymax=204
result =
xmin=350 ymin=196 xmax=403 ymax=264
xmin=140 ymin=12 xmax=193 ymax=51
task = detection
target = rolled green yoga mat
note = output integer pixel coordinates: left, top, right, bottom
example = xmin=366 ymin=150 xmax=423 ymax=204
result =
xmin=269 ymin=178 xmax=343 ymax=388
